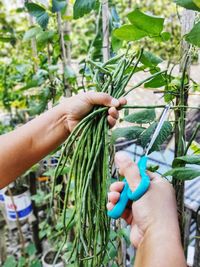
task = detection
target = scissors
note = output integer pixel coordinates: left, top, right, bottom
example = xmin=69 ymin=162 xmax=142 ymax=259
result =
xmin=107 ymin=104 xmax=171 ymax=220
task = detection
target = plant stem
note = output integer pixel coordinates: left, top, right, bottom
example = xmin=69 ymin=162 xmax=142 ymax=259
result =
xmin=57 ymin=12 xmax=71 ymax=97
xmin=122 ymin=70 xmax=166 ymax=96
xmin=173 ymin=54 xmax=190 ymax=246
xmin=7 ymin=187 xmax=25 ymax=256
xmin=121 ymin=105 xmax=200 ymax=110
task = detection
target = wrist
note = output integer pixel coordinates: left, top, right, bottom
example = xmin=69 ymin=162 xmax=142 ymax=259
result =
xmin=135 ymin=222 xmax=186 ymax=267
xmin=54 ymin=102 xmax=70 ymax=136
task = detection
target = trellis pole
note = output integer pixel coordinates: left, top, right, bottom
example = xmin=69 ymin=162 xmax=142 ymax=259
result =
xmin=173 ymin=9 xmax=195 ymax=245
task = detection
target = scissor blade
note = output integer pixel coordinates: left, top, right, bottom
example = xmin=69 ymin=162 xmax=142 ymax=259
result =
xmin=144 ymin=104 xmax=171 ymax=155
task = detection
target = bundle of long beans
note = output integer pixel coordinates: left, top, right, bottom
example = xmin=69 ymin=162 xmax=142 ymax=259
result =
xmin=51 ymin=49 xmax=164 ymax=266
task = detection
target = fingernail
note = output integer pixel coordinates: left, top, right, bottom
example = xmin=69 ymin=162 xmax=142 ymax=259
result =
xmin=115 ymin=151 xmax=130 ymax=164
xmin=111 ymin=98 xmax=119 ymax=107
xmin=108 ymin=192 xmax=112 ymax=198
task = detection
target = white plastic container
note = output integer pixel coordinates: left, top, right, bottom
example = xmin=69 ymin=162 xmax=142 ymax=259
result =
xmin=0 ymin=187 xmax=6 ymax=203
xmin=4 ymin=186 xmax=33 ymax=221
xmin=42 ymin=250 xmax=64 ymax=267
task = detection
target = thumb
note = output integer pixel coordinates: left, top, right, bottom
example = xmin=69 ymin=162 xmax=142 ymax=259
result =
xmin=86 ymin=92 xmax=120 ymax=107
xmin=115 ymin=151 xmax=141 ymax=192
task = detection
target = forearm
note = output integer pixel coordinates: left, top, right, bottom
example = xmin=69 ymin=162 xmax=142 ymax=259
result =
xmin=134 ymin=225 xmax=187 ymax=267
xmin=0 ymin=104 xmax=69 ymax=188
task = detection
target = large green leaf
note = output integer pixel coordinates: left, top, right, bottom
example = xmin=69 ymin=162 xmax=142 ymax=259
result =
xmin=25 ymin=3 xmax=49 ymax=29
xmin=173 ymin=155 xmax=200 ymax=166
xmin=164 ymin=167 xmax=200 ymax=180
xmin=174 ymin=0 xmax=200 ymax=11
xmin=52 ymin=0 xmax=66 ymax=13
xmin=128 ymin=9 xmax=164 ymax=36
xmin=185 ymin=22 xmax=200 ymax=47
xmin=114 ymin=25 xmax=147 ymax=41
xmin=140 ymin=51 xmax=163 ymax=67
xmin=144 ymin=73 xmax=167 ymax=88
xmin=124 ymin=109 xmax=156 ymax=124
xmin=140 ymin=121 xmax=172 ymax=152
xmin=73 ymin=0 xmax=96 ymax=19
xmin=111 ymin=126 xmax=145 ymax=142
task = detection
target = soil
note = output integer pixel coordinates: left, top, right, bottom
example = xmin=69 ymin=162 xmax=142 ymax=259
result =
xmin=44 ymin=251 xmax=62 ymax=264
xmin=4 ymin=185 xmax=28 ymax=196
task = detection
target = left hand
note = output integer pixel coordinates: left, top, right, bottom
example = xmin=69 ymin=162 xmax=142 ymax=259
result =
xmin=60 ymin=92 xmax=127 ymax=132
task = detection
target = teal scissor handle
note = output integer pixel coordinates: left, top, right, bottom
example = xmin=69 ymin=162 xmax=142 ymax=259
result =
xmin=107 ymin=156 xmax=150 ymax=220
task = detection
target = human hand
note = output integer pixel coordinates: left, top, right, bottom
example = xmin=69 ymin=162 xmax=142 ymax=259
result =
xmin=59 ymin=92 xmax=126 ymax=132
xmin=107 ymin=151 xmax=180 ymax=249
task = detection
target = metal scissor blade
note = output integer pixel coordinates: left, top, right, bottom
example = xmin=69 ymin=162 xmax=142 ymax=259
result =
xmin=144 ymin=104 xmax=171 ymax=156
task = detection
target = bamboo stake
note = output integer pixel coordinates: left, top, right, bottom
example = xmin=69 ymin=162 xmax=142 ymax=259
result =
xmin=63 ymin=0 xmax=72 ymax=66
xmin=102 ymin=0 xmax=110 ymax=62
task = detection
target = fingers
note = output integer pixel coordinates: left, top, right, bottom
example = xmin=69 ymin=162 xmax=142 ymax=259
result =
xmin=86 ymin=92 xmax=127 ymax=108
xmin=108 ymin=191 xmax=121 ymax=204
xmin=115 ymin=151 xmax=141 ymax=192
xmin=107 ymin=116 xmax=116 ymax=128
xmin=107 ymin=107 xmax=119 ymax=128
xmin=107 ymin=182 xmax=124 ymax=208
xmin=110 ymin=181 xmax=124 ymax=192
xmin=107 ymin=182 xmax=132 ymax=224
xmin=108 ymin=107 xmax=119 ymax=119
xmin=86 ymin=92 xmax=120 ymax=107
xmin=119 ymin=97 xmax=127 ymax=106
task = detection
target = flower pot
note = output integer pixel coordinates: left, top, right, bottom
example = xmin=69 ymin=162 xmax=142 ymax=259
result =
xmin=4 ymin=185 xmax=33 ymax=221
xmin=42 ymin=250 xmax=64 ymax=267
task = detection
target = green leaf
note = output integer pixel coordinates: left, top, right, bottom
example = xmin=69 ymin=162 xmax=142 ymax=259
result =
xmin=193 ymin=0 xmax=200 ymax=8
xmin=114 ymin=25 xmax=147 ymax=41
xmin=147 ymin=164 xmax=159 ymax=172
xmin=190 ymin=141 xmax=200 ymax=154
xmin=25 ymin=3 xmax=49 ymax=29
xmin=124 ymin=109 xmax=156 ymax=124
xmin=52 ymin=0 xmax=66 ymax=13
xmin=23 ymin=27 xmax=42 ymax=42
xmin=161 ymin=32 xmax=171 ymax=41
xmin=25 ymin=243 xmax=37 ymax=256
xmin=185 ymin=22 xmax=200 ymax=47
xmin=128 ymin=9 xmax=164 ymax=36
xmin=36 ymin=30 xmax=55 ymax=43
xmin=144 ymin=73 xmax=167 ymax=88
xmin=29 ymin=259 xmax=41 ymax=267
xmin=164 ymin=78 xmax=179 ymax=103
xmin=73 ymin=0 xmax=96 ymax=19
xmin=140 ymin=121 xmax=172 ymax=152
xmin=173 ymin=155 xmax=200 ymax=165
xmin=3 ymin=256 xmax=17 ymax=267
xmin=140 ymin=51 xmax=163 ymax=67
xmin=111 ymin=33 xmax=123 ymax=52
xmin=118 ymin=228 xmax=131 ymax=246
xmin=111 ymin=126 xmax=145 ymax=142
xmin=164 ymin=167 xmax=200 ymax=180
xmin=174 ymin=0 xmax=200 ymax=11
xmin=17 ymin=257 xmax=26 ymax=267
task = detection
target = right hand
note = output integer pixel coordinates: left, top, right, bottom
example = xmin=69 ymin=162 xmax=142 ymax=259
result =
xmin=107 ymin=151 xmax=180 ymax=248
